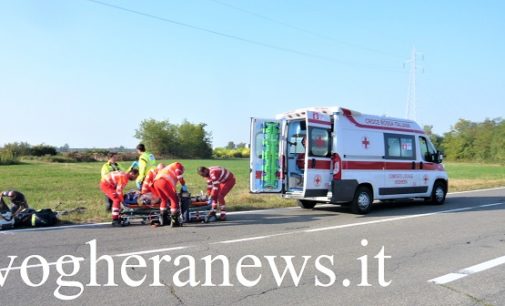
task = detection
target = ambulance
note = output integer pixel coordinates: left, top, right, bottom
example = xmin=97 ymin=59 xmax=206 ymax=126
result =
xmin=249 ymin=107 xmax=448 ymax=214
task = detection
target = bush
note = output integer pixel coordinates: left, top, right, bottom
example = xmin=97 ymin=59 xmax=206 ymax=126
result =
xmin=213 ymin=147 xmax=250 ymax=159
xmin=30 ymin=145 xmax=57 ymax=156
xmin=2 ymin=142 xmax=31 ymax=157
xmin=0 ymin=149 xmax=19 ymax=165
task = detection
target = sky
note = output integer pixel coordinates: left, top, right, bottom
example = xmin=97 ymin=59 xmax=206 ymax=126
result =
xmin=1 ymin=0 xmax=504 ymax=148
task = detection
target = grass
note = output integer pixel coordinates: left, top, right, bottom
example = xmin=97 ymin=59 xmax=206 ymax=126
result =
xmin=0 ymin=159 xmax=291 ymax=223
xmin=0 ymin=160 xmax=503 ymax=223
xmin=444 ymin=162 xmax=505 ymax=192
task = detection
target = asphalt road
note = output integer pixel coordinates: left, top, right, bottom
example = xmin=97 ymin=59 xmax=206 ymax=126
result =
xmin=1 ymin=187 xmax=505 ymax=306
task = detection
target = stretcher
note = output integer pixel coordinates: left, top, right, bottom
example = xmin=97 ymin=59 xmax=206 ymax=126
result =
xmin=119 ymin=191 xmax=217 ymax=226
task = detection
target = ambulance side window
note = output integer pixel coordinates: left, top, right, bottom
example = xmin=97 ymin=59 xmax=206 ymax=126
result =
xmin=419 ymin=137 xmax=431 ymax=162
xmin=309 ymin=128 xmax=331 ymax=157
xmin=255 ymin=133 xmax=264 ymax=159
xmin=384 ymin=134 xmax=415 ymax=160
xmin=419 ymin=136 xmax=436 ymax=162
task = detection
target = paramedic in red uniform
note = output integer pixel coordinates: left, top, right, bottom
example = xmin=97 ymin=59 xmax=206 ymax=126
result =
xmin=100 ymin=169 xmax=139 ymax=226
xmin=153 ymin=162 xmax=188 ymax=227
xmin=141 ymin=163 xmax=165 ymax=195
xmin=197 ymin=166 xmax=236 ymax=221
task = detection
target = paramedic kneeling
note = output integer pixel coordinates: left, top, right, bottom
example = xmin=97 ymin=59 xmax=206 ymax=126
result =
xmin=197 ymin=166 xmax=236 ymax=221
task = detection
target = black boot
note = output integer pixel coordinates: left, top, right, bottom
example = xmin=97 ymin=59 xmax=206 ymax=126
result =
xmin=111 ymin=219 xmax=121 ymax=227
xmin=159 ymin=211 xmax=169 ymax=226
xmin=171 ymin=212 xmax=182 ymax=227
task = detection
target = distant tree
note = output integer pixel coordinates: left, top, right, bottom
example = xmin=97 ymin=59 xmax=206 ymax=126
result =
xmin=442 ymin=119 xmax=477 ymax=161
xmin=177 ymin=120 xmax=213 ymax=158
xmin=490 ymin=120 xmax=505 ymax=162
xmin=59 ymin=143 xmax=70 ymax=152
xmin=473 ymin=119 xmax=497 ymax=161
xmin=423 ymin=125 xmax=443 ymax=150
xmin=2 ymin=142 xmax=31 ymax=157
xmin=134 ymin=119 xmax=178 ymax=156
xmin=30 ymin=144 xmax=57 ymax=156
xmin=236 ymin=142 xmax=247 ymax=149
xmin=135 ymin=119 xmax=212 ymax=158
xmin=226 ymin=141 xmax=236 ymax=150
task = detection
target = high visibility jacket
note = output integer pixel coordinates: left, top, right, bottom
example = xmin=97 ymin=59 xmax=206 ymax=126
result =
xmin=136 ymin=152 xmax=156 ymax=185
xmin=101 ymin=171 xmax=130 ymax=202
xmin=206 ymin=166 xmax=233 ymax=198
xmin=101 ymin=161 xmax=124 ymax=179
xmin=154 ymin=162 xmax=185 ymax=188
xmin=141 ymin=164 xmax=165 ymax=194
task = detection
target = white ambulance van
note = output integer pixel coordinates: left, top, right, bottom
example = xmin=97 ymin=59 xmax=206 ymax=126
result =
xmin=249 ymin=107 xmax=448 ymax=214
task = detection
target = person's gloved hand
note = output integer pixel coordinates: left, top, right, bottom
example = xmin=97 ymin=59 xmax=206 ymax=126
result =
xmin=136 ymin=181 xmax=142 ymax=190
xmin=207 ymin=198 xmax=213 ymax=206
xmin=181 ymin=185 xmax=188 ymax=193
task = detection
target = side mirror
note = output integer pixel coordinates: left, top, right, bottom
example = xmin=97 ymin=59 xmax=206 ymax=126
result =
xmin=434 ymin=151 xmax=444 ymax=163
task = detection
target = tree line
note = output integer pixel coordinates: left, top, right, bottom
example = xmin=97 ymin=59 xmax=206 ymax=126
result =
xmin=426 ymin=117 xmax=505 ymax=163
xmin=3 ymin=117 xmax=504 ymax=164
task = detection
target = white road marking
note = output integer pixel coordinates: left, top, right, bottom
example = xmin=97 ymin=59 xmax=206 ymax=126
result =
xmin=214 ymin=202 xmax=504 ymax=243
xmin=429 ymin=255 xmax=505 ymax=285
xmin=113 ymin=246 xmax=189 ymax=257
xmin=446 ymin=186 xmax=505 ymax=195
xmin=212 ymin=232 xmax=296 ymax=244
xmin=2 ymin=201 xmax=504 ymax=272
xmin=305 ymin=203 xmax=502 ymax=233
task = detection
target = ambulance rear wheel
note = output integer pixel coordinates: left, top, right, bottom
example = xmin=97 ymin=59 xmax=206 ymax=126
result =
xmin=351 ymin=186 xmax=373 ymax=214
xmin=430 ymin=181 xmax=447 ymax=205
xmin=298 ymin=200 xmax=317 ymax=209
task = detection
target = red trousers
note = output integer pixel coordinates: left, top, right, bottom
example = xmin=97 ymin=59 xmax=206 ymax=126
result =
xmin=100 ymin=182 xmax=121 ymax=220
xmin=215 ymin=176 xmax=236 ymax=205
xmin=153 ymin=179 xmax=179 ymax=214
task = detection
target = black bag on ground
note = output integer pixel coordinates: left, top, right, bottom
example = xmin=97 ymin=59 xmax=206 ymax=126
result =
xmin=15 ymin=208 xmax=58 ymax=227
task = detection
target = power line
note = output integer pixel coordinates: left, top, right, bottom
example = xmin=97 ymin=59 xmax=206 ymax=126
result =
xmin=207 ymin=0 xmax=405 ymax=59
xmin=85 ymin=0 xmax=403 ymax=72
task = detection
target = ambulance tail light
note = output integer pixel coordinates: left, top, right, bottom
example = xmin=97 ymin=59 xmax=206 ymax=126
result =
xmin=332 ymin=153 xmax=342 ymax=180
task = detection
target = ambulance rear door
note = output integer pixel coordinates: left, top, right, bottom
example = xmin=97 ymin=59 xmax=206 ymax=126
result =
xmin=249 ymin=118 xmax=284 ymax=193
xmin=303 ymin=111 xmax=333 ymax=197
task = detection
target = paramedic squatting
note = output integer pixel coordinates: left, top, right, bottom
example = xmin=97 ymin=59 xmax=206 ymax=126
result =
xmin=0 ymin=239 xmax=392 ymax=301
xmin=197 ymin=166 xmax=236 ymax=221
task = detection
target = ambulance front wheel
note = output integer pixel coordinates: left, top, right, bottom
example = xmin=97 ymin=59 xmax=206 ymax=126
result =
xmin=298 ymin=200 xmax=317 ymax=209
xmin=351 ymin=186 xmax=373 ymax=214
xmin=429 ymin=181 xmax=447 ymax=205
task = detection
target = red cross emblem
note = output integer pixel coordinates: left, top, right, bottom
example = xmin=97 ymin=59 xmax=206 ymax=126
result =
xmin=423 ymin=175 xmax=429 ymax=184
xmin=314 ymin=136 xmax=325 ymax=148
xmin=314 ymin=175 xmax=322 ymax=186
xmin=362 ymin=137 xmax=370 ymax=149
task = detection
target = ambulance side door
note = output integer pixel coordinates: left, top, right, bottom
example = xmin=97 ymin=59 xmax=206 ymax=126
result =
xmin=381 ymin=133 xmax=418 ymax=197
xmin=303 ymin=111 xmax=333 ymax=197
xmin=249 ymin=118 xmax=283 ymax=193
xmin=417 ymin=135 xmax=439 ymax=195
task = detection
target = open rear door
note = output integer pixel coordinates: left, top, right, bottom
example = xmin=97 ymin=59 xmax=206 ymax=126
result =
xmin=303 ymin=111 xmax=333 ymax=197
xmin=250 ymin=118 xmax=283 ymax=193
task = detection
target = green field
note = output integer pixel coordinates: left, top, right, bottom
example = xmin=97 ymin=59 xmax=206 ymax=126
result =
xmin=0 ymin=159 xmax=291 ymax=223
xmin=0 ymin=160 xmax=504 ymax=223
